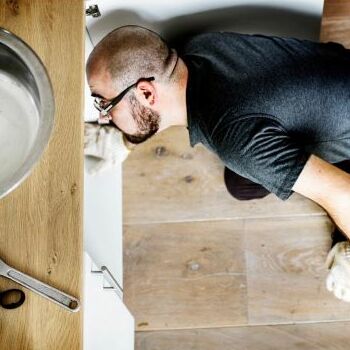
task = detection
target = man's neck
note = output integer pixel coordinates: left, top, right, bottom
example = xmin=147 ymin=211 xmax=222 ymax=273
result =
xmin=160 ymin=57 xmax=188 ymax=130
xmin=177 ymin=57 xmax=189 ymax=128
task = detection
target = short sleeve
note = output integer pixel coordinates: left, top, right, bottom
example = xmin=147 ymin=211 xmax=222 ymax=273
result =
xmin=211 ymin=115 xmax=311 ymax=201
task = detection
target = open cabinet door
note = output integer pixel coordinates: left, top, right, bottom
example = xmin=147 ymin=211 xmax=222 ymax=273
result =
xmin=83 ymin=12 xmax=135 ymax=350
xmin=84 ymin=252 xmax=134 ymax=350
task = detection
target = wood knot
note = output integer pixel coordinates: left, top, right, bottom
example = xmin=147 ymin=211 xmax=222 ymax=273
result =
xmin=200 ymin=247 xmax=210 ymax=252
xmin=6 ymin=0 xmax=19 ymax=15
xmin=184 ymin=175 xmax=194 ymax=183
xmin=138 ymin=322 xmax=149 ymax=327
xmin=187 ymin=261 xmax=200 ymax=271
xmin=154 ymin=146 xmax=167 ymax=157
xmin=51 ymin=252 xmax=58 ymax=264
xmin=71 ymin=183 xmax=77 ymax=194
xmin=47 ymin=252 xmax=58 ymax=275
xmin=180 ymin=153 xmax=193 ymax=160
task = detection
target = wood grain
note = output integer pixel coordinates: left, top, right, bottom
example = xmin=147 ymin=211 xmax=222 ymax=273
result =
xmin=245 ymin=216 xmax=350 ymax=324
xmin=124 ymin=220 xmax=247 ymax=331
xmin=124 ymin=216 xmax=350 ymax=332
xmin=0 ymin=1 xmax=84 ymax=349
xmin=122 ymin=126 xmax=324 ymax=225
xmin=136 ymin=321 xmax=350 ymax=350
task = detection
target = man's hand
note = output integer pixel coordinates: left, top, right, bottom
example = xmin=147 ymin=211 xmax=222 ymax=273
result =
xmin=84 ymin=123 xmax=132 ymax=174
xmin=325 ymin=241 xmax=350 ymax=302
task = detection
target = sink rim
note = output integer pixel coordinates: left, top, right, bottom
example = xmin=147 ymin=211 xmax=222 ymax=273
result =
xmin=0 ymin=27 xmax=55 ymax=200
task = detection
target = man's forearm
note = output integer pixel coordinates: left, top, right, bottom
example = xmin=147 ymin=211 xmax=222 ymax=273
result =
xmin=292 ymin=155 xmax=350 ymax=238
xmin=324 ymin=196 xmax=350 ymax=241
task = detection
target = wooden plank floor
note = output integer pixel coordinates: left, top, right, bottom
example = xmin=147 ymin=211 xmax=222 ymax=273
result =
xmin=124 ymin=214 xmax=350 ymax=331
xmin=123 ymin=126 xmax=324 ymax=225
xmin=135 ymin=321 xmax=350 ymax=350
xmin=123 ymin=0 xmax=350 ymax=348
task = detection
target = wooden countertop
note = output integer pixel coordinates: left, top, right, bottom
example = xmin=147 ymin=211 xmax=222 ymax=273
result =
xmin=0 ymin=1 xmax=84 ymax=349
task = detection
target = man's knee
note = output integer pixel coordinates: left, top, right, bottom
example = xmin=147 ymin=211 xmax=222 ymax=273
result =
xmin=224 ymin=167 xmax=270 ymax=200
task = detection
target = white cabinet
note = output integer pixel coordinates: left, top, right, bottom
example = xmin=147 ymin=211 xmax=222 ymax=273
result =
xmin=83 ymin=143 xmax=134 ymax=349
xmin=84 ymin=162 xmax=123 ymax=289
xmin=83 ymin=20 xmax=134 ymax=349
xmin=84 ymin=14 xmax=123 ymax=293
xmin=84 ymin=0 xmax=324 ymax=45
xmin=83 ymin=252 xmax=134 ymax=350
xmin=84 ymin=32 xmax=98 ymax=123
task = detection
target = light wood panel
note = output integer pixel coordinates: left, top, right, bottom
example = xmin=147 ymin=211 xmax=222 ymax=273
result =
xmin=123 ymin=126 xmax=324 ymax=225
xmin=124 ymin=215 xmax=350 ymax=332
xmin=124 ymin=220 xmax=247 ymax=331
xmin=245 ymin=216 xmax=350 ymax=324
xmin=124 ymin=217 xmax=350 ymax=330
xmin=135 ymin=321 xmax=350 ymax=350
xmin=0 ymin=1 xmax=84 ymax=349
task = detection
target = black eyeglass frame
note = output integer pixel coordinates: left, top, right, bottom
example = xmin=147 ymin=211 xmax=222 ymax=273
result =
xmin=93 ymin=77 xmax=155 ymax=118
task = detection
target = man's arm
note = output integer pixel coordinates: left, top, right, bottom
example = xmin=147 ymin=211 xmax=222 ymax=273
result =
xmin=292 ymin=154 xmax=350 ymax=240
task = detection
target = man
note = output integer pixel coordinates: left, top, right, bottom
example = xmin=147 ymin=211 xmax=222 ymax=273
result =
xmin=86 ymin=25 xmax=350 ymax=302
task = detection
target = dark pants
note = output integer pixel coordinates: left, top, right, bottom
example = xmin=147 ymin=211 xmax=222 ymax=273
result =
xmin=224 ymin=159 xmax=350 ymax=247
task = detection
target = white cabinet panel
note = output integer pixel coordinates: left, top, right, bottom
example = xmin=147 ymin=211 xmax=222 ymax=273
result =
xmin=84 ymin=32 xmax=99 ymax=122
xmin=85 ymin=0 xmax=324 ymax=45
xmin=84 ymin=164 xmax=123 ymax=288
xmin=84 ymin=10 xmax=133 ymax=350
xmin=83 ymin=252 xmax=134 ymax=350
xmin=84 ymin=31 xmax=123 ymax=288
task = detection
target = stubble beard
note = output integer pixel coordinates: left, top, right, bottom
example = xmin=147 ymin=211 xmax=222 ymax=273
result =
xmin=123 ymin=92 xmax=161 ymax=145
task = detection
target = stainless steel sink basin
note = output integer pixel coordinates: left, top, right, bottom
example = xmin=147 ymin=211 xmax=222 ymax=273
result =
xmin=0 ymin=28 xmax=55 ymax=199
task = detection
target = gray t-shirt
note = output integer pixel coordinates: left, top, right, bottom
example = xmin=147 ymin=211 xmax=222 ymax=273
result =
xmin=178 ymin=32 xmax=350 ymax=200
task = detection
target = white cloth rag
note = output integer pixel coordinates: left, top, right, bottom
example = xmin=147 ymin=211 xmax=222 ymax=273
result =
xmin=325 ymin=241 xmax=350 ymax=302
xmin=84 ymin=122 xmax=131 ymax=175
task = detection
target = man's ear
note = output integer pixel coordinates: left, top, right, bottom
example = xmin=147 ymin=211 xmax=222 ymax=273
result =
xmin=135 ymin=80 xmax=156 ymax=106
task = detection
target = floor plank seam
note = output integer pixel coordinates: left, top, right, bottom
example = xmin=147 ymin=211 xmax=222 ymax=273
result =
xmin=123 ymin=212 xmax=328 ymax=226
xmin=134 ymin=318 xmax=350 ymax=333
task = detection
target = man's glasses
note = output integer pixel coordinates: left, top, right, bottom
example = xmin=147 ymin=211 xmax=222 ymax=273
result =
xmin=93 ymin=77 xmax=155 ymax=123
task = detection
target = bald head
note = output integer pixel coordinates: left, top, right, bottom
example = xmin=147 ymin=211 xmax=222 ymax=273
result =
xmin=86 ymin=25 xmax=178 ymax=90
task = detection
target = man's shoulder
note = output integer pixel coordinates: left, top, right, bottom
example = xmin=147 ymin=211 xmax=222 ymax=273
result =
xmin=173 ymin=31 xmax=242 ymax=55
